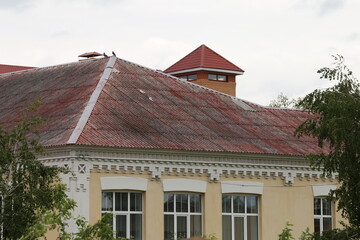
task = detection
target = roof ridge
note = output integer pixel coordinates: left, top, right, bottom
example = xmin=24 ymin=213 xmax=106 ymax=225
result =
xmin=200 ymin=44 xmax=205 ymax=67
xmin=67 ymin=56 xmax=117 ymax=144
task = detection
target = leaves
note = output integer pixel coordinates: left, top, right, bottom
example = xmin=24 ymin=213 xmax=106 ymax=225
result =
xmin=296 ymin=55 xmax=360 ymax=227
xmin=0 ymin=100 xmax=70 ymax=239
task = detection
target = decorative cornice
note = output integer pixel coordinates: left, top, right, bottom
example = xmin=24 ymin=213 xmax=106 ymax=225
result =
xmin=39 ymin=146 xmax=337 ymax=186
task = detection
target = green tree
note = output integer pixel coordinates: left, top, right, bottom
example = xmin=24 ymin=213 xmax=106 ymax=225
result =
xmin=0 ymin=99 xmax=129 ymax=239
xmin=295 ymin=55 xmax=360 ymax=238
xmin=0 ymin=99 xmax=74 ymax=239
xmin=269 ymin=92 xmax=301 ymax=109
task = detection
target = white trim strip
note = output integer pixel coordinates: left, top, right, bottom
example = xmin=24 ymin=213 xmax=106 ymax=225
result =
xmin=167 ymin=67 xmax=244 ymax=75
xmin=67 ymin=56 xmax=117 ymax=144
xmin=101 ymin=177 xmax=148 ymax=191
xmin=312 ymin=185 xmax=336 ymax=197
xmin=163 ymin=179 xmax=207 ymax=193
xmin=221 ymin=181 xmax=264 ymax=195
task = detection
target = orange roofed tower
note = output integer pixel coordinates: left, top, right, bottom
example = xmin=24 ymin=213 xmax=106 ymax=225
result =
xmin=164 ymin=44 xmax=244 ymax=96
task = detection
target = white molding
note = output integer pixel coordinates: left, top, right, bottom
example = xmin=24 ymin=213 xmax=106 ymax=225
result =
xmin=101 ymin=177 xmax=148 ymax=191
xmin=67 ymin=56 xmax=117 ymax=144
xmin=221 ymin=181 xmax=264 ymax=195
xmin=167 ymin=67 xmax=244 ymax=75
xmin=312 ymin=185 xmax=336 ymax=197
xmin=39 ymin=148 xmax=338 ymax=186
xmin=163 ymin=179 xmax=207 ymax=193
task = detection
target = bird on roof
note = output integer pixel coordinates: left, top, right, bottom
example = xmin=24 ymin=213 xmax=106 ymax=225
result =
xmin=112 ymin=51 xmax=116 ymax=56
xmin=103 ymin=52 xmax=108 ymax=57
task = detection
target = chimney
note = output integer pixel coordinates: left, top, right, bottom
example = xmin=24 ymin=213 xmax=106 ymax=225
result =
xmin=78 ymin=52 xmax=103 ymax=61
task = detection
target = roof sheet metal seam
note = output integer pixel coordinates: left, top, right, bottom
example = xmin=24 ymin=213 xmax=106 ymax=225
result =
xmin=67 ymin=56 xmax=116 ymax=144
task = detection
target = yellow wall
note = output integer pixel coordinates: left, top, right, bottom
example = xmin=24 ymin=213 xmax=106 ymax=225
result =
xmin=90 ymin=170 xmax=342 ymax=240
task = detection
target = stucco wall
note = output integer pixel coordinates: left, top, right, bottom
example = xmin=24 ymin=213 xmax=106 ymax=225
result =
xmin=89 ymin=169 xmax=342 ymax=240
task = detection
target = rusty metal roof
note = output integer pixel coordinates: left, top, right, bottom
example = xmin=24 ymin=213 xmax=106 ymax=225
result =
xmin=0 ymin=56 xmax=325 ymax=156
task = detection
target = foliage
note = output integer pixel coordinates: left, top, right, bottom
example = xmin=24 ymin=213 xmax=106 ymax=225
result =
xmin=0 ymin=99 xmax=130 ymax=239
xmin=0 ymin=99 xmax=73 ymax=239
xmin=295 ymin=55 xmax=360 ymax=230
xmin=269 ymin=92 xmax=301 ymax=109
xmin=278 ymin=222 xmax=295 ymax=240
xmin=278 ymin=222 xmax=313 ymax=240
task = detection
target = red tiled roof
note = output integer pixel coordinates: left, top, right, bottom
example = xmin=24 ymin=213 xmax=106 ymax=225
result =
xmin=0 ymin=56 xmax=324 ymax=156
xmin=0 ymin=64 xmax=35 ymax=74
xmin=164 ymin=44 xmax=244 ymax=74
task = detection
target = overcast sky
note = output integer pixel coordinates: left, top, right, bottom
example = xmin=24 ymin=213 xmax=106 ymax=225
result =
xmin=1 ymin=0 xmax=359 ymax=105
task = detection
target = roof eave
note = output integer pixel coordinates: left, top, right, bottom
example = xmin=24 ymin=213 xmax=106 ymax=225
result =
xmin=165 ymin=67 xmax=244 ymax=75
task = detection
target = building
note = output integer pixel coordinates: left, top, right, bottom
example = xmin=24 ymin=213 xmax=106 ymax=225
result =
xmin=164 ymin=45 xmax=244 ymax=96
xmin=0 ymin=63 xmax=34 ymax=74
xmin=0 ymin=47 xmax=340 ymax=240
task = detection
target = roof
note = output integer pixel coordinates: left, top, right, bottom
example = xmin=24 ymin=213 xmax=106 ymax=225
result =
xmin=0 ymin=56 xmax=325 ymax=156
xmin=164 ymin=44 xmax=244 ymax=75
xmin=0 ymin=64 xmax=35 ymax=74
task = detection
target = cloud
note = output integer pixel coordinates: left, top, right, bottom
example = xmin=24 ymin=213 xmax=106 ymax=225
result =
xmin=295 ymin=0 xmax=346 ymax=16
xmin=0 ymin=0 xmax=36 ymax=10
xmin=319 ymin=0 xmax=346 ymax=15
xmin=346 ymin=32 xmax=360 ymax=41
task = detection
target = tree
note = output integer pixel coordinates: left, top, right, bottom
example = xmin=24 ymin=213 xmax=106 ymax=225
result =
xmin=0 ymin=99 xmax=128 ymax=239
xmin=269 ymin=92 xmax=301 ymax=109
xmin=295 ymin=55 xmax=360 ymax=237
xmin=0 ymin=99 xmax=74 ymax=239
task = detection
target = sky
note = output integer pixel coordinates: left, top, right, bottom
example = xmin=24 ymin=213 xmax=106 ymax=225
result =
xmin=1 ymin=0 xmax=359 ymax=105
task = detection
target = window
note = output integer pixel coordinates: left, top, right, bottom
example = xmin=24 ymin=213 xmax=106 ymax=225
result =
xmin=208 ymin=74 xmax=227 ymax=81
xmin=179 ymin=74 xmax=197 ymax=81
xmin=222 ymin=195 xmax=259 ymax=240
xmin=314 ymin=198 xmax=332 ymax=233
xmin=164 ymin=193 xmax=202 ymax=240
xmin=102 ymin=192 xmax=143 ymax=240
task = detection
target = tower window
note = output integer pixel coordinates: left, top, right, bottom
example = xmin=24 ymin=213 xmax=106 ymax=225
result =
xmin=208 ymin=74 xmax=227 ymax=81
xmin=179 ymin=74 xmax=197 ymax=81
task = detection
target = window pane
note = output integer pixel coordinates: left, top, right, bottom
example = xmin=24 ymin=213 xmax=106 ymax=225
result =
xmin=176 ymin=194 xmax=188 ymax=213
xmin=164 ymin=194 xmax=174 ymax=213
xmin=246 ymin=196 xmax=258 ymax=213
xmin=323 ymin=217 xmax=332 ymax=231
xmin=130 ymin=193 xmax=142 ymax=211
xmin=322 ymin=198 xmax=332 ymax=215
xmin=116 ymin=215 xmax=126 ymax=238
xmin=190 ymin=194 xmax=201 ymax=213
xmin=222 ymin=195 xmax=231 ymax=213
xmin=233 ymin=195 xmax=245 ymax=213
xmin=234 ymin=217 xmax=245 ymax=240
xmin=102 ymin=192 xmax=113 ymax=211
xmin=190 ymin=215 xmax=202 ymax=237
xmin=188 ymin=74 xmax=197 ymax=80
xmin=179 ymin=76 xmax=187 ymax=79
xmin=218 ymin=75 xmax=227 ymax=81
xmin=314 ymin=218 xmax=320 ymax=233
xmin=130 ymin=214 xmax=142 ymax=240
xmin=208 ymin=74 xmax=217 ymax=80
xmin=115 ymin=192 xmax=128 ymax=211
xmin=247 ymin=216 xmax=258 ymax=240
xmin=314 ymin=198 xmax=321 ymax=215
xmin=177 ymin=216 xmax=188 ymax=239
xmin=164 ymin=215 xmax=174 ymax=240
xmin=222 ymin=215 xmax=232 ymax=240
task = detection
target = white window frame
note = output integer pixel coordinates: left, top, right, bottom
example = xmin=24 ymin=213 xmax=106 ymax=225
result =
xmin=102 ymin=191 xmax=143 ymax=240
xmin=222 ymin=194 xmax=259 ymax=240
xmin=314 ymin=197 xmax=333 ymax=233
xmin=164 ymin=193 xmax=203 ymax=240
